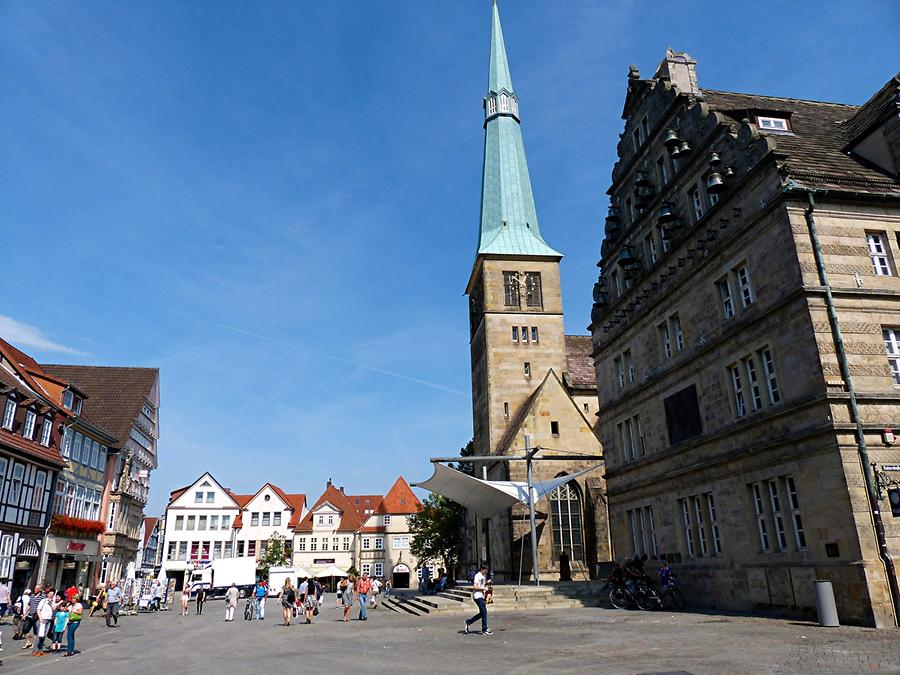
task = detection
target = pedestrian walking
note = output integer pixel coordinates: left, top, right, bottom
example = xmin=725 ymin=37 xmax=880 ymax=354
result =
xmin=254 ymin=579 xmax=267 ymax=620
xmin=384 ymin=579 xmax=392 ymax=599
xmin=278 ymin=579 xmax=295 ymax=627
xmin=151 ymin=581 xmax=163 ymax=611
xmin=180 ymin=585 xmax=190 ymax=616
xmin=299 ymin=577 xmax=317 ymax=624
xmin=464 ymin=563 xmax=492 ymax=636
xmin=61 ymin=594 xmax=82 ymax=658
xmin=21 ymin=584 xmax=44 ymax=650
xmin=339 ymin=576 xmax=352 ymax=622
xmin=105 ymin=581 xmax=122 ymax=628
xmin=195 ymin=586 xmax=207 ymax=615
xmin=224 ymin=583 xmax=239 ymax=622
xmin=356 ymin=572 xmax=372 ymax=621
xmin=0 ymin=578 xmax=11 ymax=620
xmin=32 ymin=588 xmax=56 ymax=655
xmin=370 ymin=577 xmax=381 ymax=608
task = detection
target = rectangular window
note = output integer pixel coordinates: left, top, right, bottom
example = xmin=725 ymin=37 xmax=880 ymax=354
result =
xmin=327 ymin=514 xmax=334 ymax=525
xmin=520 ymin=325 xmax=529 ymax=344
xmin=32 ymin=470 xmax=46 ymax=510
xmin=730 ymin=365 xmax=746 ymax=418
xmin=531 ymin=327 xmax=539 ymax=343
xmin=633 ymin=414 xmax=645 ymax=456
xmin=626 ymin=198 xmax=634 ymax=223
xmin=680 ymin=498 xmax=694 ymax=557
xmin=383 ymin=515 xmax=391 ymax=525
xmin=644 ymin=232 xmax=658 ymax=264
xmin=374 ymin=562 xmax=384 ymax=578
xmin=614 ymin=356 xmax=624 ymax=390
xmin=343 ymin=537 xmax=350 ymax=551
xmin=210 ymin=515 xmax=219 ymax=530
xmin=2 ymin=399 xmax=15 ymax=430
xmin=108 ymin=501 xmax=118 ymax=530
xmin=503 ymin=401 xmax=509 ymax=417
xmin=213 ymin=542 xmax=223 ymax=559
xmin=503 ymin=272 xmax=520 ymax=307
xmin=206 ymin=491 xmax=215 ymax=503
xmin=22 ymin=410 xmax=36 ymax=439
xmin=361 ymin=562 xmax=372 ymax=577
xmin=671 ymin=314 xmax=684 ymax=352
xmin=625 ymin=349 xmax=635 ymax=383
xmin=512 ymin=326 xmax=519 ymax=343
xmin=178 ymin=542 xmax=188 ymax=560
xmin=524 ymin=362 xmax=531 ymax=378
xmin=708 ymin=191 xmax=719 ymax=206
xmin=8 ymin=463 xmax=24 ymax=505
xmin=186 ymin=515 xmax=195 ymax=530
xmin=72 ymin=434 xmax=83 ymax=463
xmin=663 ymin=385 xmax=703 ymax=445
xmin=362 ymin=537 xmax=371 ymax=550
xmin=640 ymin=115 xmax=649 ymax=143
xmin=660 ymin=225 xmax=671 ymax=252
xmin=392 ymin=536 xmax=409 ymax=549
xmin=198 ymin=515 xmax=207 ymax=530
xmin=706 ymin=494 xmax=722 ymax=555
xmin=251 ymin=512 xmax=259 ymax=527
xmin=690 ymin=185 xmax=703 ymax=222
xmin=221 ymin=515 xmax=231 ymax=530
xmin=760 ymin=348 xmax=781 ymax=404
xmin=167 ymin=542 xmax=176 ymax=560
xmin=628 ymin=509 xmax=639 ymax=557
xmin=262 ymin=512 xmax=271 ymax=527
xmin=550 ymin=420 xmax=560 ymax=436
xmin=297 ymin=537 xmax=306 ymax=552
xmin=224 ymin=541 xmax=233 ymax=558
xmin=752 ymin=483 xmax=770 ymax=551
xmin=248 ymin=541 xmax=257 ymax=557
xmin=736 ymin=265 xmax=754 ymax=307
xmin=658 ymin=322 xmax=672 ymax=359
xmin=785 ymin=476 xmax=806 ymax=550
xmin=757 ymin=116 xmax=790 ymax=132
xmin=611 ymin=270 xmax=622 ymax=298
xmin=632 ymin=127 xmax=641 ymax=153
xmin=617 ymin=421 xmax=627 ymax=463
xmin=524 ymin=273 xmax=543 ymax=308
xmin=375 ymin=537 xmax=384 ymax=550
xmin=274 ymin=512 xmax=282 ymax=526
xmin=884 ymin=328 xmax=900 ymax=385
xmin=717 ymin=278 xmax=735 ymax=319
xmin=657 ymin=155 xmax=668 ymax=185
xmin=744 ymin=356 xmax=763 ymax=412
xmin=768 ymin=480 xmax=787 ymax=550
xmin=693 ymin=496 xmax=708 ymax=556
xmin=194 ymin=491 xmax=203 ymax=504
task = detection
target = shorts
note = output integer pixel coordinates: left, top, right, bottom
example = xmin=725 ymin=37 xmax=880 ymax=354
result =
xmin=303 ymin=596 xmax=318 ymax=611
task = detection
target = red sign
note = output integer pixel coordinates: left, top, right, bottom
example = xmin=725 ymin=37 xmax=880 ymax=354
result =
xmin=66 ymin=540 xmax=86 ymax=552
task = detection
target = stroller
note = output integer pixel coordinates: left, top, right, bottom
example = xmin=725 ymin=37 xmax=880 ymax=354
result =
xmin=243 ymin=598 xmax=254 ymax=621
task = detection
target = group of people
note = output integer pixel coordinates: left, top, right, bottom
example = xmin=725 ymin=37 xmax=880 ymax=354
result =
xmin=6 ymin=583 xmax=84 ymax=657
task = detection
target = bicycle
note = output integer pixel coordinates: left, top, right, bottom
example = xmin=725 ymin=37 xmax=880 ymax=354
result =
xmin=606 ymin=577 xmax=661 ymax=611
xmin=659 ymin=573 xmax=685 ymax=610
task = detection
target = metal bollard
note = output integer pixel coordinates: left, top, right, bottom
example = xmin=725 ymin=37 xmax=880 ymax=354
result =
xmin=814 ymin=579 xmax=839 ymax=627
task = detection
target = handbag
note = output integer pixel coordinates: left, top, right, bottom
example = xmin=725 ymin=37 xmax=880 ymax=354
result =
xmin=313 ymin=606 xmax=319 ymax=616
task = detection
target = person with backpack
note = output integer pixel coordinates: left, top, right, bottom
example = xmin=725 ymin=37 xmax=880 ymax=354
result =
xmin=356 ymin=572 xmax=372 ymax=621
xmin=278 ymin=579 xmax=295 ymax=626
xmin=254 ymin=579 xmax=267 ymax=620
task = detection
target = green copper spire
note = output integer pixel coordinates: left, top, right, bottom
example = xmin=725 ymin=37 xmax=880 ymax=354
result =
xmin=476 ymin=1 xmax=561 ymax=259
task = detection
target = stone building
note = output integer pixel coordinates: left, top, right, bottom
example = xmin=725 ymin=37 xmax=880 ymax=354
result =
xmin=590 ymin=51 xmax=900 ymax=626
xmin=464 ymin=2 xmax=608 ymax=582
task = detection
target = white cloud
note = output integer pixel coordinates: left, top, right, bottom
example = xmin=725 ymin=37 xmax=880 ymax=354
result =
xmin=0 ymin=315 xmax=83 ymax=355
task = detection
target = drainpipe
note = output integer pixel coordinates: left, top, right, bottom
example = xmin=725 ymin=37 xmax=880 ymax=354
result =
xmin=804 ymin=190 xmax=900 ymax=626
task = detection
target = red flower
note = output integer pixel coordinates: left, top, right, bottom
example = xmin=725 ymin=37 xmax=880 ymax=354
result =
xmin=51 ymin=514 xmax=106 ymax=536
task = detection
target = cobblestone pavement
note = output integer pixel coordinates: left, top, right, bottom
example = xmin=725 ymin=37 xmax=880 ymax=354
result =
xmin=1 ymin=602 xmax=899 ymax=674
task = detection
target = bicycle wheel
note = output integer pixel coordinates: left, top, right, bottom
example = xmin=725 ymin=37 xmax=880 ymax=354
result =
xmin=636 ymin=587 xmax=661 ymax=611
xmin=609 ymin=586 xmax=628 ymax=610
xmin=670 ymin=588 xmax=684 ymax=610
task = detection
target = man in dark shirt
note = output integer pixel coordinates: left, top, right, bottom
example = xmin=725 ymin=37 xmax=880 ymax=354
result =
xmin=22 ymin=584 xmax=45 ymax=650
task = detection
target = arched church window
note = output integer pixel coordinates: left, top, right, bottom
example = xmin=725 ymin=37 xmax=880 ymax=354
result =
xmin=499 ymin=93 xmax=509 ymax=113
xmin=549 ymin=480 xmax=584 ymax=562
xmin=487 ymin=96 xmax=497 ymax=116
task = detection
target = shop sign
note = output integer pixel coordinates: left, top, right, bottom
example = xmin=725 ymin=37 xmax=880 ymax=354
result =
xmin=313 ymin=559 xmax=335 ymax=565
xmin=882 ymin=464 xmax=900 ymax=472
xmin=66 ymin=540 xmax=87 ymax=552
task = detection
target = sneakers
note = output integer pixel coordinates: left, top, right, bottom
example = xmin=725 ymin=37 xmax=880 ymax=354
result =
xmin=464 ymin=622 xmax=470 ymax=634
xmin=483 ymin=629 xmax=494 ymax=636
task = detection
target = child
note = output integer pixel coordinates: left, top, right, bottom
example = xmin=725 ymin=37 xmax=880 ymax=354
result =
xmin=484 ymin=579 xmax=494 ymax=605
xmin=51 ymin=602 xmax=69 ymax=652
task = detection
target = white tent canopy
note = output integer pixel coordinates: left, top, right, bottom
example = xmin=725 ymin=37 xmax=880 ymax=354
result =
xmin=414 ymin=462 xmax=600 ymax=517
xmin=314 ymin=565 xmax=348 ymax=578
xmin=294 ymin=565 xmax=313 ymax=578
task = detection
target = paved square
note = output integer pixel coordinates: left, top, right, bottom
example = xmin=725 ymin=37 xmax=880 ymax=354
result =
xmin=1 ymin=601 xmax=899 ymax=674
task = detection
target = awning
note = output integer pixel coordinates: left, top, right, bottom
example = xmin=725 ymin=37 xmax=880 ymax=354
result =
xmin=414 ymin=462 xmax=600 ymax=517
xmin=314 ymin=565 xmax=348 ymax=578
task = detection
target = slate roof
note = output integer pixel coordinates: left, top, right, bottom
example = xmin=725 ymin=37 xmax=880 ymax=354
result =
xmin=42 ymin=364 xmax=158 ymax=448
xmin=701 ymin=88 xmax=900 ymax=193
xmin=564 ymin=335 xmax=596 ymax=390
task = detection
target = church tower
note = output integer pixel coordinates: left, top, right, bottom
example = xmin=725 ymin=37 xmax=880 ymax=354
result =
xmin=465 ymin=2 xmax=608 ymax=580
xmin=467 ymin=1 xmax=567 ymax=457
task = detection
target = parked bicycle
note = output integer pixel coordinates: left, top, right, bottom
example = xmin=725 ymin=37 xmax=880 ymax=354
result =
xmin=658 ymin=563 xmax=684 ymax=610
xmin=604 ymin=565 xmax=662 ymax=611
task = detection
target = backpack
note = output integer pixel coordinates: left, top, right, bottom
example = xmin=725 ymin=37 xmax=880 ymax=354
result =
xmin=285 ymin=589 xmax=295 ymax=604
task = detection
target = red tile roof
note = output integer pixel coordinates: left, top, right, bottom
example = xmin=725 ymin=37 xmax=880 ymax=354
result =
xmin=41 ymin=364 xmax=158 ymax=449
xmin=0 ymin=367 xmax=66 ymax=468
xmin=142 ymin=517 xmax=158 ymax=547
xmin=0 ymin=337 xmax=51 ymax=398
xmin=357 ymin=526 xmax=386 ymax=534
xmin=377 ymin=477 xmax=421 ymax=515
xmin=347 ymin=494 xmax=383 ymax=516
xmin=295 ymin=483 xmax=367 ymax=533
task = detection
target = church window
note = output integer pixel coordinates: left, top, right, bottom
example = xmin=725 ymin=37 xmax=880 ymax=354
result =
xmin=499 ymin=93 xmax=509 ymax=113
xmin=487 ymin=96 xmax=496 ymax=116
xmin=549 ymin=481 xmax=583 ymax=562
xmin=524 ymin=273 xmax=542 ymax=308
xmin=583 ymin=403 xmax=589 ymax=413
xmin=512 ymin=326 xmax=519 ymax=343
xmin=531 ymin=327 xmax=539 ymax=343
xmin=504 ymin=402 xmax=509 ymax=418
xmin=550 ymin=421 xmax=559 ymax=436
xmin=524 ymin=362 xmax=531 ymax=378
xmin=503 ymin=272 xmax=520 ymax=307
xmin=521 ymin=326 xmax=529 ymax=343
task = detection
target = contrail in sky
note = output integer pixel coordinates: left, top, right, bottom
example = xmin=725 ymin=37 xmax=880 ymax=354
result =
xmin=217 ymin=323 xmax=467 ymax=396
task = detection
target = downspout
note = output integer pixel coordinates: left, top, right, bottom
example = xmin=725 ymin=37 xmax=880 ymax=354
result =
xmin=804 ymin=190 xmax=900 ymax=626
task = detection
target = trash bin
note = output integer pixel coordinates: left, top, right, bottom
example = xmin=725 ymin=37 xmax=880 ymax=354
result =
xmin=814 ymin=579 xmax=839 ymax=627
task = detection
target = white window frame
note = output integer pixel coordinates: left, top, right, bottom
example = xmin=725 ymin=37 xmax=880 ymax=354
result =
xmin=615 ymin=357 xmax=625 ymax=390
xmin=487 ymin=95 xmax=496 ymax=116
xmin=785 ymin=476 xmax=806 ymax=550
xmin=884 ymin=328 xmax=900 ymax=386
xmin=760 ymin=348 xmax=781 ymax=404
xmin=499 ymin=93 xmax=509 ymax=113
xmin=375 ymin=537 xmax=384 ymax=550
xmin=717 ymin=277 xmax=735 ymax=319
xmin=744 ymin=356 xmax=763 ymax=412
xmin=730 ymin=365 xmax=746 ymax=418
xmin=374 ymin=562 xmax=384 ymax=578
xmin=194 ymin=491 xmax=203 ymax=504
xmin=768 ymin=480 xmax=787 ymax=551
xmin=22 ymin=410 xmax=36 ymax=440
xmin=521 ymin=325 xmax=529 ymax=344
xmin=706 ymin=494 xmax=722 ymax=555
xmin=511 ymin=326 xmax=518 ymax=343
xmin=757 ymin=116 xmax=789 ymax=132
xmin=209 ymin=515 xmax=218 ymax=530
xmin=752 ymin=483 xmax=770 ymax=552
xmin=625 ymin=350 xmax=635 ymax=383
xmin=680 ymin=498 xmax=694 ymax=558
xmin=645 ymin=231 xmax=658 ymax=264
xmin=671 ymin=314 xmax=684 ymax=351
xmin=690 ymin=185 xmax=703 ymax=222
xmin=531 ymin=327 xmax=539 ymax=343
xmin=383 ymin=515 xmax=391 ymax=526
xmin=693 ymin=496 xmax=708 ymax=556
xmin=659 ymin=322 xmax=672 ymax=359
xmin=867 ymin=233 xmax=892 ymax=276
xmin=273 ymin=512 xmax=281 ymax=526
xmin=2 ymin=398 xmax=15 ymax=430
xmin=736 ymin=265 xmax=754 ymax=308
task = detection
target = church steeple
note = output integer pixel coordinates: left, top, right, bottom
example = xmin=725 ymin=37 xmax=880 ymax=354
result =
xmin=476 ymin=1 xmax=561 ymax=260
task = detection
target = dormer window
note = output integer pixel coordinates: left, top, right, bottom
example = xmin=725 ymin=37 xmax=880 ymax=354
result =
xmin=487 ymin=96 xmax=496 ymax=116
xmin=62 ymin=389 xmax=83 ymax=414
xmin=22 ymin=410 xmax=36 ymax=440
xmin=40 ymin=417 xmax=52 ymax=447
xmin=756 ymin=116 xmax=790 ymax=133
xmin=2 ymin=398 xmax=15 ymax=430
xmin=499 ymin=93 xmax=509 ymax=113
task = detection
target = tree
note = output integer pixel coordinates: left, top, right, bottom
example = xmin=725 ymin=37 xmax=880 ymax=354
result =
xmin=258 ymin=532 xmax=291 ymax=579
xmin=456 ymin=439 xmax=475 ymax=476
xmin=408 ymin=494 xmax=465 ymax=578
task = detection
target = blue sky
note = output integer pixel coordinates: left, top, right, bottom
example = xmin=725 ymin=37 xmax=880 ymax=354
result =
xmin=2 ymin=0 xmax=898 ymax=515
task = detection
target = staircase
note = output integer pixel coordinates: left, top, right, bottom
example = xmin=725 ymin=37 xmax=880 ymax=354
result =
xmin=383 ymin=581 xmax=609 ymax=617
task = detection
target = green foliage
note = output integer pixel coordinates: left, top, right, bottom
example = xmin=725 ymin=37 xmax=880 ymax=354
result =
xmin=456 ymin=439 xmax=475 ymax=476
xmin=258 ymin=532 xmax=291 ymax=579
xmin=347 ymin=566 xmax=360 ymax=578
xmin=408 ymin=493 xmax=465 ymax=576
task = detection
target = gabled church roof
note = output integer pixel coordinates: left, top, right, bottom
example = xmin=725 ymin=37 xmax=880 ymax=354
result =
xmin=475 ymin=1 xmax=561 ymax=260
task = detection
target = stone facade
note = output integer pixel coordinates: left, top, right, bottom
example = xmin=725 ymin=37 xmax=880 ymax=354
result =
xmin=591 ymin=52 xmax=900 ymax=626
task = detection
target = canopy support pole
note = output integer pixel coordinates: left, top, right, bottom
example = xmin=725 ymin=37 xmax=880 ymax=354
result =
xmin=525 ymin=435 xmax=540 ymax=586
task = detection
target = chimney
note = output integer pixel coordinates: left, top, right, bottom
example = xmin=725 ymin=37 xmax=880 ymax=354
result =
xmin=327 ymin=478 xmax=332 ymax=487
xmin=340 ymin=486 xmax=345 ymax=494
xmin=654 ymin=48 xmax=700 ymax=97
